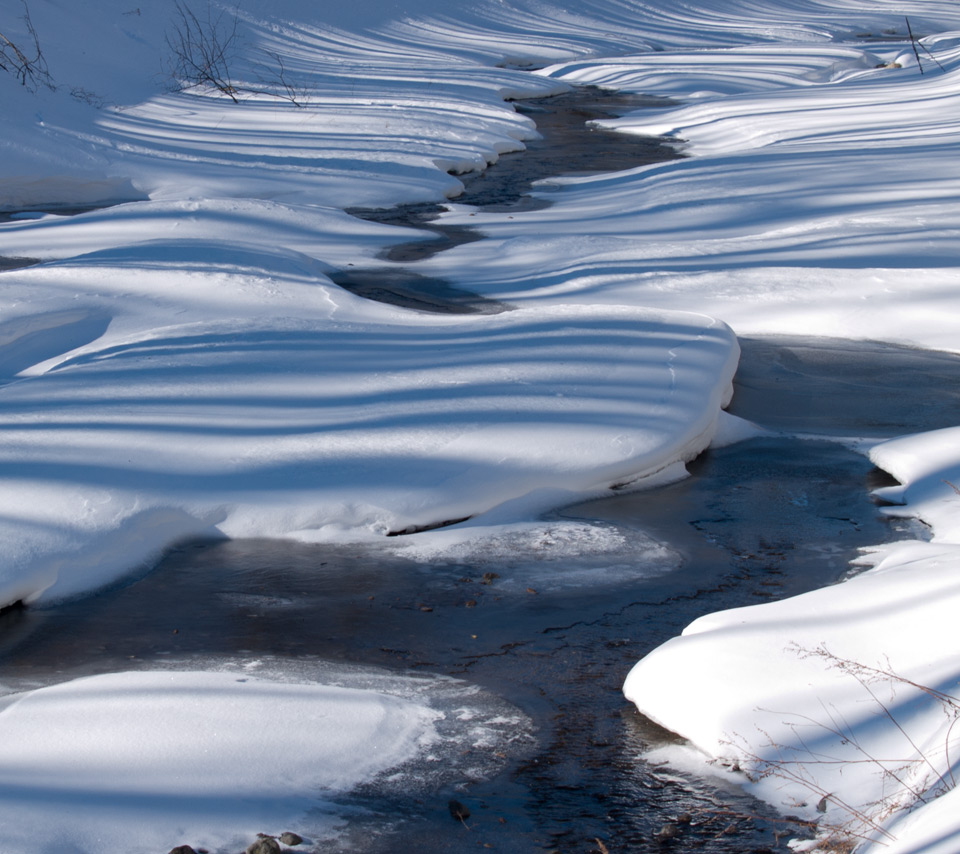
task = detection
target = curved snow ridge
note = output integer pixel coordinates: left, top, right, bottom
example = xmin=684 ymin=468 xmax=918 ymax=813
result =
xmin=0 ymin=198 xmax=427 ymax=267
xmin=538 ymin=44 xmax=887 ymax=100
xmin=0 ymin=302 xmax=738 ymax=608
xmin=868 ymin=426 xmax=960 ymax=541
xmin=591 ymin=52 xmax=960 ymax=157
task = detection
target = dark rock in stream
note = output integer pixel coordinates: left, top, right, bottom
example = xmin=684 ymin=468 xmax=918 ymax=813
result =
xmin=245 ymin=836 xmax=281 ymax=854
xmin=654 ymin=822 xmax=680 ymax=842
xmin=447 ymin=799 xmax=471 ymax=824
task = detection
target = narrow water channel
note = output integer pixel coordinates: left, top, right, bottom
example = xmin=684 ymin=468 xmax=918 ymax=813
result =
xmin=330 ymin=87 xmax=682 ymax=312
xmin=3 ymin=88 xmax=960 ymax=853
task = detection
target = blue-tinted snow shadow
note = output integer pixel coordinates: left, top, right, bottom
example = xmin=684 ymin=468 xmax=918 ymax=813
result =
xmin=463 ymin=140 xmax=960 ymax=282
xmin=0 ymin=310 xmax=111 ymax=383
xmin=0 ymin=314 xmax=732 ymax=502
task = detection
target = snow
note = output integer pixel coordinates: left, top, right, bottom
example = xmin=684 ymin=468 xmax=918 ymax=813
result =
xmin=4 ymin=0 xmax=960 ymax=850
xmin=624 ymin=430 xmax=960 ymax=850
xmin=0 ymin=274 xmax=737 ymax=604
xmin=416 ymin=43 xmax=960 ymax=349
xmin=0 ymin=669 xmax=438 ymax=853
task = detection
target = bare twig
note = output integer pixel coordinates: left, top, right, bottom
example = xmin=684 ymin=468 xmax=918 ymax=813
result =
xmin=165 ymin=0 xmax=241 ymax=102
xmin=905 ymin=17 xmax=924 ymax=75
xmin=901 ymin=19 xmax=946 ymax=74
xmin=254 ymin=49 xmax=311 ymax=106
xmin=729 ymin=644 xmax=960 ymax=849
xmin=0 ymin=0 xmax=53 ymax=91
xmin=165 ymin=2 xmax=312 ymax=106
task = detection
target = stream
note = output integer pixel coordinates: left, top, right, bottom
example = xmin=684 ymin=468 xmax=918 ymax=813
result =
xmin=3 ymin=87 xmax=960 ymax=853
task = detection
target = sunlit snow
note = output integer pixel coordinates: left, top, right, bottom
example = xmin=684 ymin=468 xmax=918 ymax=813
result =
xmin=3 ymin=0 xmax=960 ymax=850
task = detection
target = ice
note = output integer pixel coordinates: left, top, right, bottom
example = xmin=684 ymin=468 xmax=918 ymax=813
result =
xmin=390 ymin=518 xmax=681 ymax=591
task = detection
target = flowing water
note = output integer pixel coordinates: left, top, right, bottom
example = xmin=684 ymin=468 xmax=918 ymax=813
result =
xmin=2 ymin=88 xmax=960 ymax=853
xmin=330 ymin=88 xmax=682 ymax=313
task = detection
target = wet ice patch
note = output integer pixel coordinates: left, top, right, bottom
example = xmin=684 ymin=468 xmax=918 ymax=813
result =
xmin=209 ymin=657 xmax=535 ymax=847
xmin=229 ymin=657 xmax=535 ymax=788
xmin=390 ymin=519 xmax=679 ymax=591
xmin=218 ymin=591 xmax=299 ymax=610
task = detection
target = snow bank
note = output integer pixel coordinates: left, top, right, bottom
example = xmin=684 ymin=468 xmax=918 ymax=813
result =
xmin=0 ymin=224 xmax=737 ymax=605
xmin=415 ymin=30 xmax=960 ymax=350
xmin=0 ymin=669 xmax=438 ymax=853
xmin=5 ymin=1 xmax=960 ymax=211
xmin=624 ymin=429 xmax=960 ymax=850
xmin=0 ymin=198 xmax=424 ymax=265
xmin=869 ymin=427 xmax=960 ymax=542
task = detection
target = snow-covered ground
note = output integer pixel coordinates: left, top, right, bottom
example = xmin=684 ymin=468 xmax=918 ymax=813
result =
xmin=0 ymin=669 xmax=438 ymax=852
xmin=3 ymin=0 xmax=960 ymax=851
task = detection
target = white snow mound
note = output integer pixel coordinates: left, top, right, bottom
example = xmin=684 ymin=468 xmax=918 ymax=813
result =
xmin=0 ymin=669 xmax=439 ymax=854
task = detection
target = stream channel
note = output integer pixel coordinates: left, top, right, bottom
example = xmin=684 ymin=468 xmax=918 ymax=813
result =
xmin=4 ymin=87 xmax=960 ymax=853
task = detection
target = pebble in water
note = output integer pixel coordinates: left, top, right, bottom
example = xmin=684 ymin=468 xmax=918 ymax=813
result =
xmin=448 ymin=799 xmax=471 ymax=827
xmin=245 ymin=836 xmax=281 ymax=854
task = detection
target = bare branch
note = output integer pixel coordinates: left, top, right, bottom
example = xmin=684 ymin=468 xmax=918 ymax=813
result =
xmin=165 ymin=0 xmax=241 ymax=102
xmin=0 ymin=0 xmax=53 ymax=91
xmin=254 ymin=49 xmax=311 ymax=107
xmin=165 ymin=2 xmax=313 ymax=106
xmin=728 ymin=644 xmax=960 ymax=849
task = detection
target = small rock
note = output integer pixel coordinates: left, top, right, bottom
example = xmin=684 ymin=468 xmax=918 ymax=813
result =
xmin=246 ymin=837 xmax=281 ymax=854
xmin=655 ymin=822 xmax=680 ymax=842
xmin=448 ymin=799 xmax=471 ymax=824
xmin=480 ymin=572 xmax=499 ymax=585
xmin=676 ymin=812 xmax=693 ymax=824
xmin=168 ymin=847 xmax=197 ymax=854
xmin=464 ymin=599 xmax=477 ymax=608
xmin=279 ymin=832 xmax=304 ymax=846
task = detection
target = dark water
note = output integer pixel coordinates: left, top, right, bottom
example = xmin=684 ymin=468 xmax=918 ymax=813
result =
xmin=331 ymin=88 xmax=681 ymax=313
xmin=0 ymin=256 xmax=39 ymax=271
xmin=0 ymin=204 xmax=118 ymax=224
